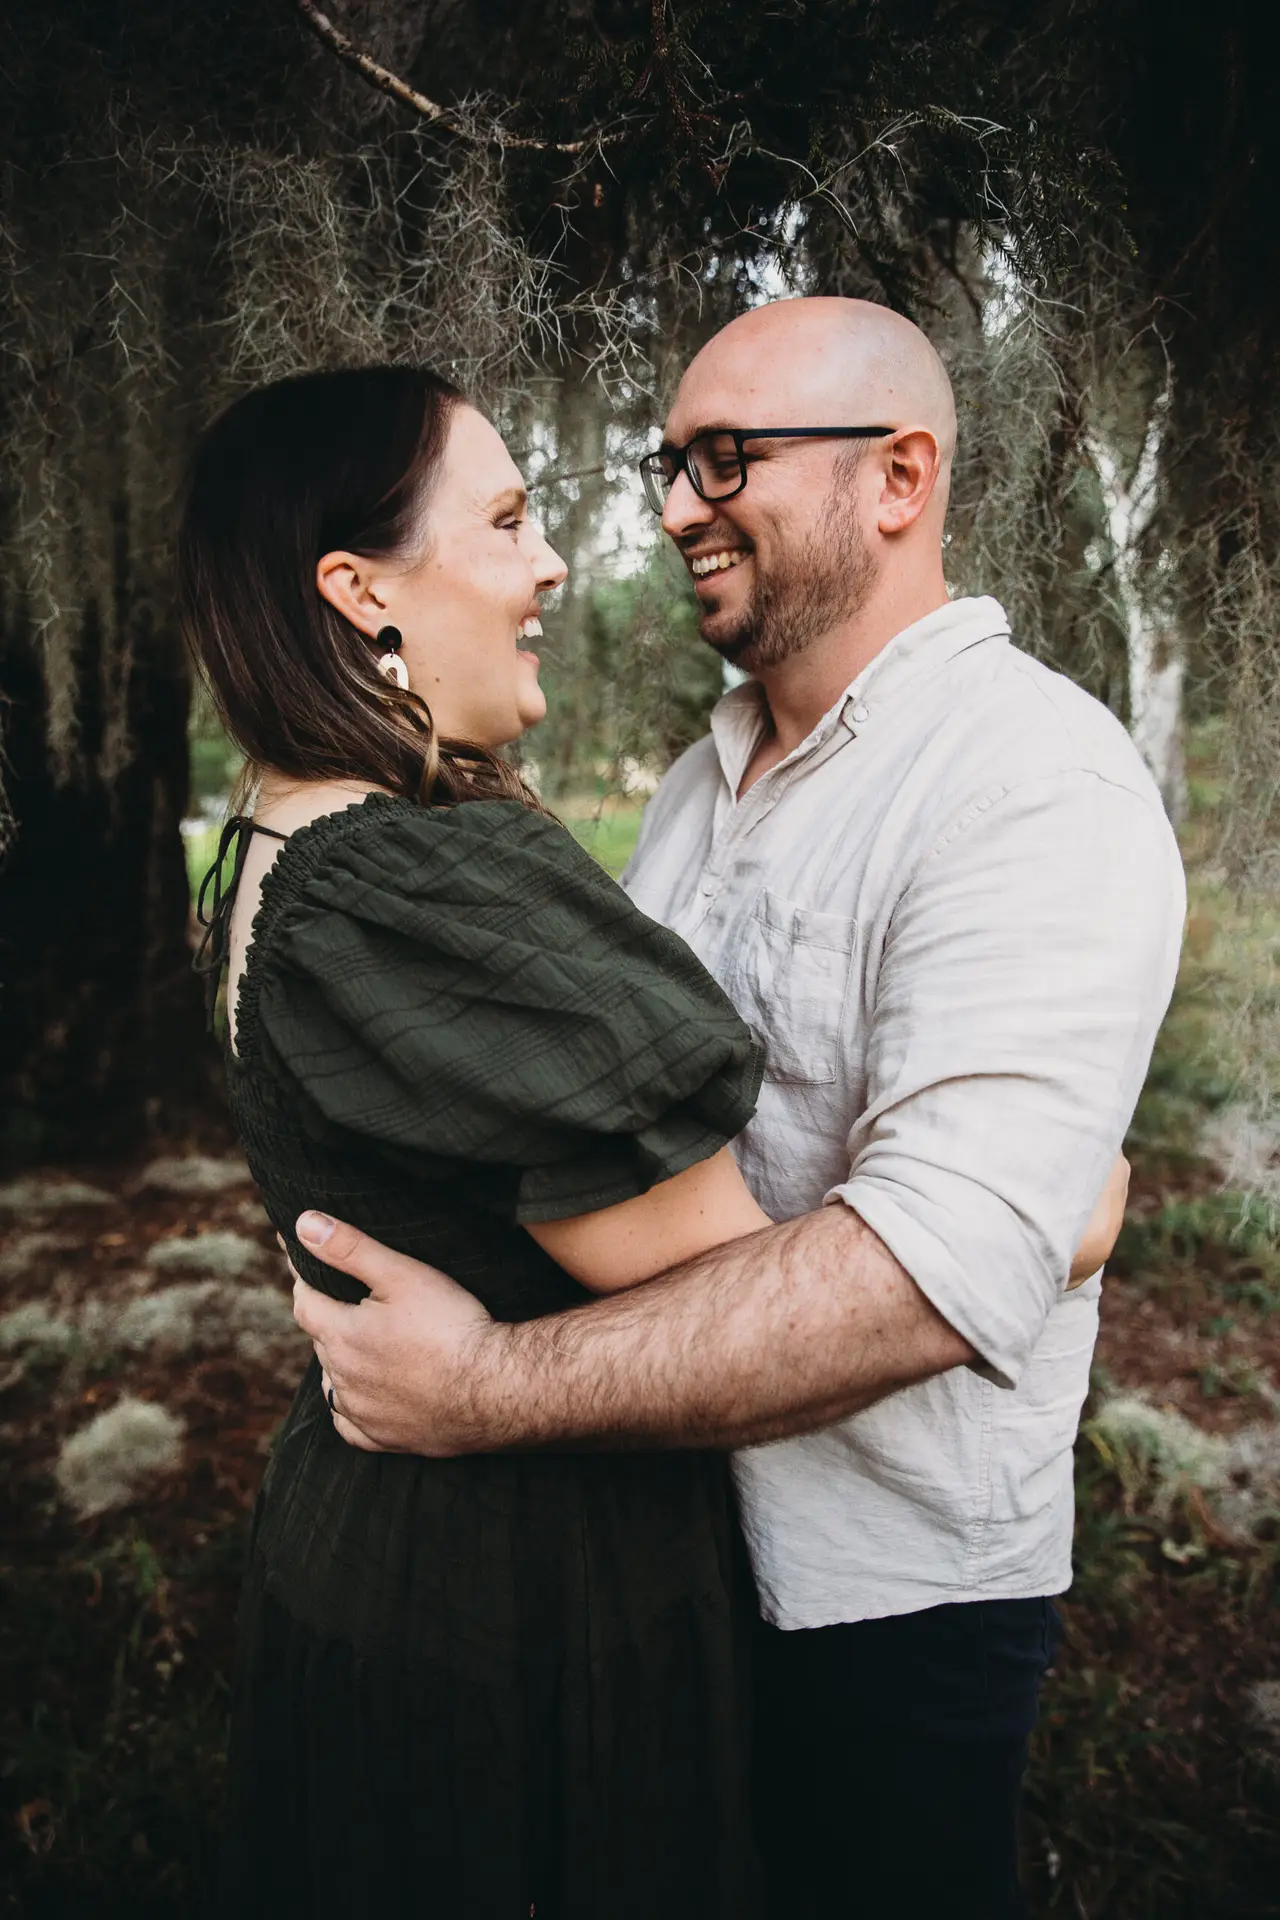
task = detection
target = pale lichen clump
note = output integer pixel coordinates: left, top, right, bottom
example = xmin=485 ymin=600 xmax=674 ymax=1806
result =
xmin=135 ymin=1155 xmax=253 ymax=1198
xmin=145 ymin=1231 xmax=264 ymax=1283
xmin=55 ymin=1398 xmax=185 ymax=1518
xmin=0 ymin=1177 xmax=116 ymax=1213
xmin=1246 ymin=1680 xmax=1280 ymax=1739
xmin=1088 ymin=1392 xmax=1280 ymax=1544
xmin=1198 ymin=1107 xmax=1280 ymax=1205
xmin=0 ymin=1300 xmax=80 ymax=1366
xmin=0 ymin=1231 xmax=78 ymax=1280
xmin=82 ymin=1279 xmax=301 ymax=1366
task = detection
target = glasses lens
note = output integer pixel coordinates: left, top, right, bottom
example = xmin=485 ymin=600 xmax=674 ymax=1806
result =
xmin=686 ymin=433 xmax=744 ymax=500
xmin=639 ymin=454 xmax=672 ymax=514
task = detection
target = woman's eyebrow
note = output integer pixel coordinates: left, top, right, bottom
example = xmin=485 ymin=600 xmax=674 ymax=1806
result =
xmin=487 ymin=485 xmax=527 ymax=515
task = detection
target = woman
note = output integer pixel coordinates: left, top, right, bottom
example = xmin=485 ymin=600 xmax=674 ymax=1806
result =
xmin=185 ymin=366 xmax=773 ymax=1920
xmin=183 ymin=366 xmax=1122 ymax=1919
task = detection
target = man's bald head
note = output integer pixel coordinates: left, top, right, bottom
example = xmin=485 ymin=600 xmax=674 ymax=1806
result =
xmin=672 ymin=297 xmax=956 ymax=474
xmin=659 ymin=297 xmax=956 ymax=683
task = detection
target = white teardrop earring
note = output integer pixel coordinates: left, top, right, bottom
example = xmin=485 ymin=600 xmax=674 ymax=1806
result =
xmin=375 ymin=624 xmax=409 ymax=690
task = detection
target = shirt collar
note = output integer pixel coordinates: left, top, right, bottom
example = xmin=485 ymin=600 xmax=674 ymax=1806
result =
xmin=708 ymin=594 xmax=1010 ymax=794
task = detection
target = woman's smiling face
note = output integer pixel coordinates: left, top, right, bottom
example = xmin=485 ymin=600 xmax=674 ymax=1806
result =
xmin=317 ymin=403 xmax=567 ymax=749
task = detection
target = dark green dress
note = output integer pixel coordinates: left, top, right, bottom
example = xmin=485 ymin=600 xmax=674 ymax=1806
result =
xmin=206 ymin=793 xmax=766 ymax=1920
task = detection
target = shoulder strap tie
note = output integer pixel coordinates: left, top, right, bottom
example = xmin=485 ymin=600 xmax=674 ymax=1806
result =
xmin=192 ymin=818 xmax=289 ymax=1029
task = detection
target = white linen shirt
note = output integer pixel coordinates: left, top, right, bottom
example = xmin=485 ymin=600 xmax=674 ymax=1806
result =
xmin=623 ymin=595 xmax=1185 ymax=1628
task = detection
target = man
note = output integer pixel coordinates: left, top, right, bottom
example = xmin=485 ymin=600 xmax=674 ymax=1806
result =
xmin=291 ymin=298 xmax=1185 ymax=1915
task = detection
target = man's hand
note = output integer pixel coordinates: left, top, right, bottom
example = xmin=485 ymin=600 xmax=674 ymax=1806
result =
xmin=290 ymin=1212 xmax=496 ymax=1455
xmin=291 ymin=1201 xmax=972 ymax=1456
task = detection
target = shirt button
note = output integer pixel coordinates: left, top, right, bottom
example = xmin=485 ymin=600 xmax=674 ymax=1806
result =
xmin=851 ymin=702 xmax=870 ymax=723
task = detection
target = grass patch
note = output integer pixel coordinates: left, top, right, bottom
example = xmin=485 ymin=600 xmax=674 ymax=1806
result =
xmin=560 ymin=794 xmax=645 ymax=879
xmin=1114 ymin=1191 xmax=1280 ymax=1317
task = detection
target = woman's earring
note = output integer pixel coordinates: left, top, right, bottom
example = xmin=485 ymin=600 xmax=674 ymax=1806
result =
xmin=375 ymin=625 xmax=409 ymax=690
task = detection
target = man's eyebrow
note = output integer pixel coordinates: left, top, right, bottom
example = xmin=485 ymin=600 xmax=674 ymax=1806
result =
xmin=486 ymin=484 xmax=527 ymax=514
xmin=658 ymin=424 xmax=770 ymax=452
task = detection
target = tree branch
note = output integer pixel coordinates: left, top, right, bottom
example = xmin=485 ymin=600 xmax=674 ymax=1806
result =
xmin=650 ymin=0 xmax=699 ymax=153
xmin=529 ymin=462 xmax=613 ymax=490
xmin=293 ymin=1 xmax=626 ymax=155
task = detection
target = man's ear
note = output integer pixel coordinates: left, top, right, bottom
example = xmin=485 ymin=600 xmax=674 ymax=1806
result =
xmin=316 ymin=550 xmax=388 ymax=636
xmin=876 ymin=429 xmax=942 ymax=536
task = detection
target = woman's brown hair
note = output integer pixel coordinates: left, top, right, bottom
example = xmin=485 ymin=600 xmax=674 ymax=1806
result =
xmin=177 ymin=365 xmax=542 ymax=812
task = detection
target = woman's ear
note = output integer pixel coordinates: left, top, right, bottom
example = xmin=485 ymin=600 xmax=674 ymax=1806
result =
xmin=316 ymin=550 xmax=387 ymax=636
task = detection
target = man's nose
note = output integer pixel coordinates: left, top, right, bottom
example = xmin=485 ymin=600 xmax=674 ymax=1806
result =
xmin=660 ymin=467 xmax=713 ymax=541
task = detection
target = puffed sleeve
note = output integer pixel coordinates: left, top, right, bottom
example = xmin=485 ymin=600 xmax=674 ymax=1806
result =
xmin=254 ymin=797 xmax=764 ymax=1223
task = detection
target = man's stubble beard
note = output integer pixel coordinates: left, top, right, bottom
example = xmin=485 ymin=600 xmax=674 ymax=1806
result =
xmin=704 ymin=471 xmax=878 ymax=676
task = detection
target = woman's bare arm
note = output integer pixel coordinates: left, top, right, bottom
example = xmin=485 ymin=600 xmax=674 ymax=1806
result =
xmin=526 ymin=1147 xmax=771 ymax=1293
xmin=530 ymin=1146 xmax=1128 ymax=1298
xmin=1067 ymin=1153 xmax=1130 ymax=1286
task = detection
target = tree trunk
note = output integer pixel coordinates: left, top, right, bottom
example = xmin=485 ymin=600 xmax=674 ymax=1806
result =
xmin=532 ymin=373 xmax=612 ymax=798
xmin=1088 ymin=412 xmax=1187 ymax=825
xmin=0 ymin=602 xmax=215 ymax=1163
xmin=1128 ymin=623 xmax=1187 ymax=824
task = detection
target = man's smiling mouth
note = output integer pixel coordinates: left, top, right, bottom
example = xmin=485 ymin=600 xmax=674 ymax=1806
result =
xmin=689 ymin=549 xmax=749 ymax=577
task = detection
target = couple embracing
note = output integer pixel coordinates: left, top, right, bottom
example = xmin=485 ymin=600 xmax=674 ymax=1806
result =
xmin=186 ymin=297 xmax=1184 ymax=1918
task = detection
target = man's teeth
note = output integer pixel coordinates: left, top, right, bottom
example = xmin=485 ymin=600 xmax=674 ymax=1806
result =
xmin=518 ymin=617 xmax=543 ymax=640
xmin=690 ymin=550 xmax=748 ymax=576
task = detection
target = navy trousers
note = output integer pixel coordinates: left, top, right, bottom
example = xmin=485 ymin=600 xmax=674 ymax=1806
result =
xmin=753 ymin=1596 xmax=1062 ymax=1919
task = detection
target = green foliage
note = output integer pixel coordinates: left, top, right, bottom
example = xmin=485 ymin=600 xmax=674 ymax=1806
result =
xmin=536 ymin=541 xmax=723 ymax=803
xmin=1123 ymin=1043 xmax=1235 ymax=1174
xmin=1114 ymin=1193 xmax=1280 ymax=1317
xmin=185 ymin=823 xmax=226 ymax=907
xmin=1121 ymin=726 xmax=1280 ymax=1162
xmin=580 ymin=553 xmax=724 ymax=772
xmin=188 ymin=726 xmax=242 ymax=814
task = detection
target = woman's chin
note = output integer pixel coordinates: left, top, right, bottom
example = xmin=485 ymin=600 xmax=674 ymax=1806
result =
xmin=515 ymin=687 xmax=548 ymax=732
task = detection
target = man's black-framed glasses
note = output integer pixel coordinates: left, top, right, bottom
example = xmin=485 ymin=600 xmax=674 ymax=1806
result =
xmin=638 ymin=427 xmax=895 ymax=515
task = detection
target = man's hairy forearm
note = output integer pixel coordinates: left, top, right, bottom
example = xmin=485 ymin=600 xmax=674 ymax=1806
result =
xmin=462 ymin=1203 xmax=974 ymax=1451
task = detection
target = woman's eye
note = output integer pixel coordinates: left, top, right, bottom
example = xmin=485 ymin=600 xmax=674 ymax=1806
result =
xmin=498 ymin=515 xmax=525 ymax=533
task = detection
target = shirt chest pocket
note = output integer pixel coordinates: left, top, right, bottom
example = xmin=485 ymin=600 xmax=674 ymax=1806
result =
xmin=735 ymin=889 xmax=859 ymax=1085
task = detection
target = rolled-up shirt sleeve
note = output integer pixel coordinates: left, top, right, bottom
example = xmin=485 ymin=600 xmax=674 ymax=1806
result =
xmin=826 ymin=769 xmax=1185 ymax=1389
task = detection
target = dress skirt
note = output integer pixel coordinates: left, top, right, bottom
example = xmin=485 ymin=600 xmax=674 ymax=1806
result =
xmin=218 ymin=1363 xmax=763 ymax=1920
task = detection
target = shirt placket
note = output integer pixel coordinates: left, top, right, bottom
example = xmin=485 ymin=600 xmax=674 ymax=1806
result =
xmin=692 ymin=703 xmax=863 ymax=933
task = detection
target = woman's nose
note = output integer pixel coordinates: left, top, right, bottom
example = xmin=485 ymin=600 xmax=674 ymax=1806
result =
xmin=538 ymin=539 xmax=569 ymax=591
